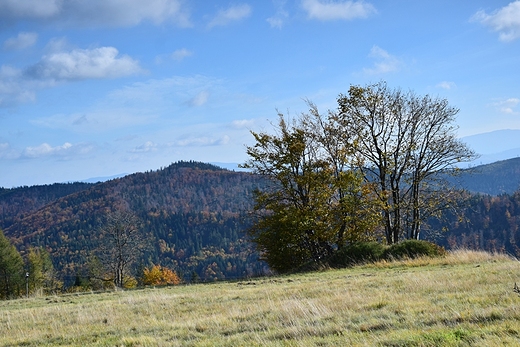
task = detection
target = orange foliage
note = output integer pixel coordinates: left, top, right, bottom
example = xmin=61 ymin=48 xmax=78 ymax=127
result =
xmin=142 ymin=264 xmax=181 ymax=286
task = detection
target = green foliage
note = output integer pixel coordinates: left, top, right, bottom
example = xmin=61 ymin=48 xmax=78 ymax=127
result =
xmin=27 ymin=247 xmax=62 ymax=295
xmin=243 ymin=112 xmax=381 ymax=272
xmin=383 ymin=240 xmax=447 ymax=260
xmin=0 ymin=229 xmax=24 ymax=299
xmin=329 ymin=242 xmax=386 ymax=267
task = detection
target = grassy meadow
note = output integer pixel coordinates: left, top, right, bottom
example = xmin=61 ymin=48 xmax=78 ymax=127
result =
xmin=1 ymin=250 xmax=520 ymax=346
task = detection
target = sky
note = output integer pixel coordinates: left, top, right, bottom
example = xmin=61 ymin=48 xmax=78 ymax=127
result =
xmin=1 ymin=0 xmax=519 ymax=188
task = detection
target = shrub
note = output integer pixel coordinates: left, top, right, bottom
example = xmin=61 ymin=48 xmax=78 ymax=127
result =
xmin=383 ymin=240 xmax=446 ymax=260
xmin=143 ymin=265 xmax=181 ymax=286
xmin=329 ymin=242 xmax=386 ymax=267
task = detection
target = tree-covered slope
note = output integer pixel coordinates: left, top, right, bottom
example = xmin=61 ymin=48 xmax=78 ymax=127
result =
xmin=3 ymin=162 xmax=267 ymax=283
xmin=455 ymin=157 xmax=520 ymax=195
xmin=0 ymin=182 xmax=94 ymax=230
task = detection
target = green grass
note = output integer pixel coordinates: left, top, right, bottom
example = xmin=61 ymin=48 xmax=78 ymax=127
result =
xmin=1 ymin=250 xmax=520 ymax=346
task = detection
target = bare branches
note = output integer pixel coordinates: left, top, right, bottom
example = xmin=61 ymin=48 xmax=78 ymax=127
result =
xmin=97 ymin=210 xmax=149 ymax=288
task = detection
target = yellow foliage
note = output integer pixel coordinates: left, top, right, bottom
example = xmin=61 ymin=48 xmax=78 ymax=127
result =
xmin=143 ymin=265 xmax=181 ymax=286
xmin=123 ymin=276 xmax=138 ymax=289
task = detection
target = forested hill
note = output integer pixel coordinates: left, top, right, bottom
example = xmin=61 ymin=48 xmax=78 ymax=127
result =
xmin=2 ymin=161 xmax=267 ymax=283
xmin=455 ymin=157 xmax=520 ymax=195
xmin=0 ymin=182 xmax=94 ymax=230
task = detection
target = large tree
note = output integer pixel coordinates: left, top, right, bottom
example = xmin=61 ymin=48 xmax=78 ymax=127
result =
xmin=242 ymin=110 xmax=381 ymax=272
xmin=334 ymin=81 xmax=476 ymax=244
xmin=0 ymin=229 xmax=24 ymax=299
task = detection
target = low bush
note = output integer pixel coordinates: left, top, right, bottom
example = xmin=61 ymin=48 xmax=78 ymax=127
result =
xmin=383 ymin=240 xmax=447 ymax=260
xmin=329 ymin=242 xmax=386 ymax=267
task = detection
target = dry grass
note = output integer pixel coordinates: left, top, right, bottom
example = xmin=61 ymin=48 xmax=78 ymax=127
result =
xmin=1 ymin=250 xmax=520 ymax=346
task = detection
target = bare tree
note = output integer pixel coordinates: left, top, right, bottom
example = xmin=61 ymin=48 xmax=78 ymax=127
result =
xmin=97 ymin=211 xmax=147 ymax=288
xmin=335 ymin=81 xmax=477 ymax=244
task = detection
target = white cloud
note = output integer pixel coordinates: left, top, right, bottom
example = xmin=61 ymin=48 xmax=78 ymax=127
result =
xmin=231 ymin=119 xmax=256 ymax=129
xmin=0 ymin=65 xmax=37 ymax=107
xmin=22 ymin=142 xmax=94 ymax=159
xmin=0 ymin=0 xmax=61 ymax=19
xmin=472 ymin=1 xmax=520 ymax=42
xmin=31 ymin=109 xmax=156 ymax=133
xmin=171 ymin=48 xmax=193 ymax=61
xmin=267 ymin=0 xmax=289 ymax=29
xmin=267 ymin=17 xmax=285 ymax=29
xmin=0 ymin=0 xmax=191 ymax=28
xmin=131 ymin=141 xmax=157 ymax=153
xmin=3 ymin=32 xmax=38 ymax=50
xmin=155 ymin=49 xmax=193 ymax=64
xmin=188 ymin=91 xmax=209 ymax=107
xmin=107 ymin=75 xmax=219 ymax=107
xmin=2 ymin=42 xmax=143 ymax=108
xmin=208 ymin=4 xmax=252 ymax=28
xmin=494 ymin=98 xmax=520 ymax=114
xmin=301 ymin=0 xmax=376 ymax=21
xmin=30 ymin=75 xmax=220 ymax=131
xmin=437 ymin=81 xmax=456 ymax=90
xmin=26 ymin=47 xmax=143 ymax=81
xmin=173 ymin=135 xmax=230 ymax=147
xmin=363 ymin=46 xmax=401 ymax=75
xmin=0 ymin=142 xmax=18 ymax=159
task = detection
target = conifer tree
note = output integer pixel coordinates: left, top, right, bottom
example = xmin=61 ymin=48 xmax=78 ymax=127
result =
xmin=0 ymin=229 xmax=24 ymax=299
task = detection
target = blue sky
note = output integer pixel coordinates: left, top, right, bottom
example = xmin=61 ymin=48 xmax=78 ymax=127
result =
xmin=1 ymin=0 xmax=519 ymax=187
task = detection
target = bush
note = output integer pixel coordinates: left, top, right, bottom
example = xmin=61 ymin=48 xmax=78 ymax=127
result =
xmin=329 ymin=242 xmax=386 ymax=267
xmin=383 ymin=240 xmax=447 ymax=260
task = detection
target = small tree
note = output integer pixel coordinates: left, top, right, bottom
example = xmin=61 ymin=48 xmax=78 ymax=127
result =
xmin=0 ymin=229 xmax=24 ymax=299
xmin=97 ymin=211 xmax=148 ymax=288
xmin=27 ymin=247 xmax=61 ymax=295
xmin=142 ymin=264 xmax=181 ymax=286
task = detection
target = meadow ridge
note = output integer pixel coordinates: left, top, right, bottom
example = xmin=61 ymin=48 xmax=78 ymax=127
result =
xmin=1 ymin=250 xmax=520 ymax=346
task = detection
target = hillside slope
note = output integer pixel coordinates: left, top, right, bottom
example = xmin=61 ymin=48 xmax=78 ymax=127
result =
xmin=3 ymin=161 xmax=267 ymax=283
xmin=455 ymin=157 xmax=520 ymax=195
xmin=0 ymin=182 xmax=94 ymax=230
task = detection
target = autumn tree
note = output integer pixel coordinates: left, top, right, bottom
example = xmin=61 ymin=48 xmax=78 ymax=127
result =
xmin=97 ymin=211 xmax=148 ymax=288
xmin=242 ymin=110 xmax=381 ymax=272
xmin=142 ymin=264 xmax=181 ymax=286
xmin=334 ymin=81 xmax=476 ymax=244
xmin=0 ymin=229 xmax=24 ymax=299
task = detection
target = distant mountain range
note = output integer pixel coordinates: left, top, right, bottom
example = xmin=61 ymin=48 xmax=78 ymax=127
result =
xmin=461 ymin=129 xmax=520 ymax=166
